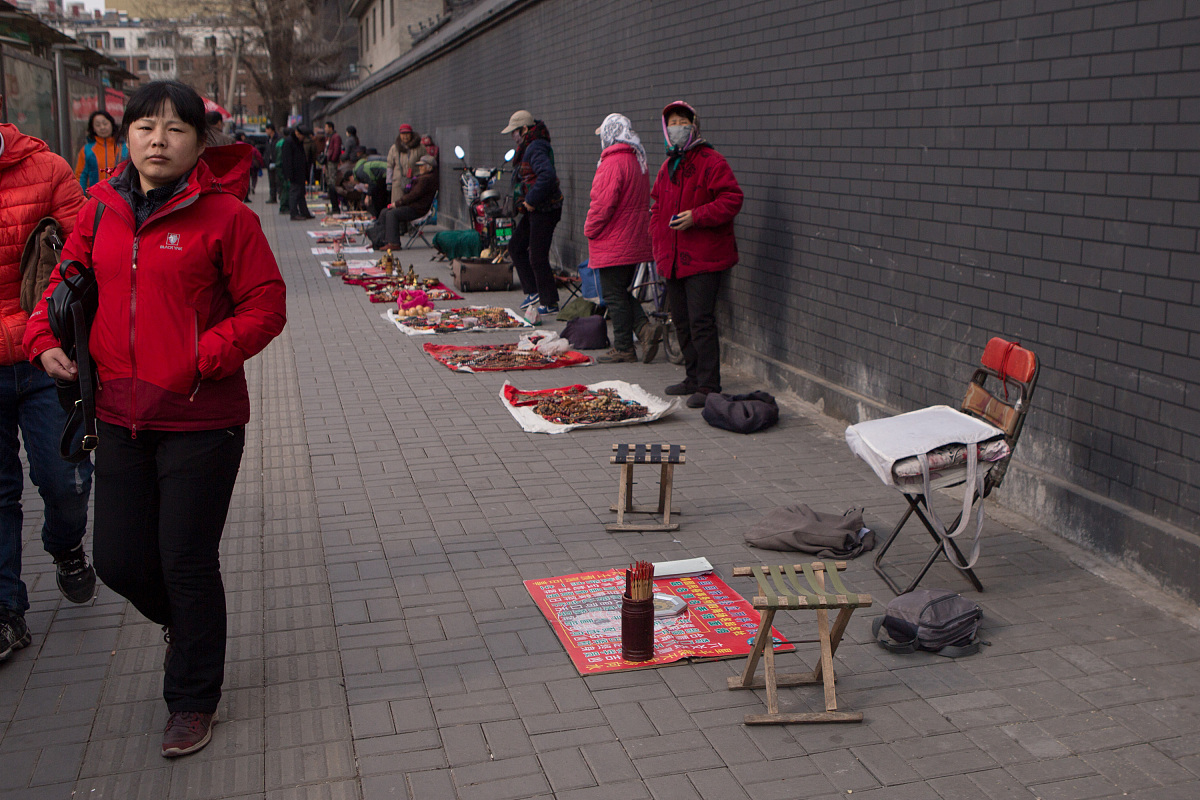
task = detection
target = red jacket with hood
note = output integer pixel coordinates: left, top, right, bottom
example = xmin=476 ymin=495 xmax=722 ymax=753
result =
xmin=0 ymin=124 xmax=87 ymax=365
xmin=584 ymin=143 xmax=653 ymax=269
xmin=649 ymin=104 xmax=743 ymax=279
xmin=24 ymin=143 xmax=286 ymax=433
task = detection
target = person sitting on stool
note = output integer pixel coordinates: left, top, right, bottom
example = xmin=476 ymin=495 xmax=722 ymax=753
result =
xmin=380 ymin=155 xmax=437 ymax=249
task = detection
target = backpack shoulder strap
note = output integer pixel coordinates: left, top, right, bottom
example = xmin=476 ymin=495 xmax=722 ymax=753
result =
xmin=92 ymin=201 xmax=105 ymax=241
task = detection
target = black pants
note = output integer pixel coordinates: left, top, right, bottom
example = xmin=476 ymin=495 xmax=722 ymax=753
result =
xmin=383 ymin=205 xmax=423 ymax=246
xmin=267 ymin=168 xmax=278 ymax=202
xmin=92 ymin=421 xmax=244 ymax=713
xmin=288 ymin=182 xmax=311 ymax=219
xmin=509 ymin=208 xmax=561 ymax=307
xmin=665 ymin=271 xmax=724 ymax=392
xmin=598 ymin=263 xmax=649 ymax=352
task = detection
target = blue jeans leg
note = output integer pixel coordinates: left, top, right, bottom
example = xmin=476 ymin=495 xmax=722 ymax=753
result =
xmin=0 ymin=363 xmax=92 ymax=614
xmin=19 ymin=366 xmax=92 ymax=560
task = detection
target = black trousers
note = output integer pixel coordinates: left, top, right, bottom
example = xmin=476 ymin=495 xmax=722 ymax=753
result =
xmin=288 ymin=182 xmax=311 ymax=218
xmin=267 ymin=168 xmax=278 ymax=202
xmin=383 ymin=205 xmax=423 ymax=246
xmin=92 ymin=421 xmax=244 ymax=713
xmin=665 ymin=270 xmax=724 ymax=393
xmin=509 ymin=208 xmax=561 ymax=306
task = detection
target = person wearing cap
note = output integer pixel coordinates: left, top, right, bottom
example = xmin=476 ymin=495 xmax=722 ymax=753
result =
xmin=503 ymin=110 xmax=563 ymax=314
xmin=378 ymin=154 xmax=438 ymax=249
xmin=585 ymin=113 xmax=659 ymax=363
xmin=649 ymin=101 xmax=743 ymax=408
xmin=387 ymin=124 xmax=427 ymax=203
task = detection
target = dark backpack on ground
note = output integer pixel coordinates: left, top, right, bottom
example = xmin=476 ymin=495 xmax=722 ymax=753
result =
xmin=872 ymin=588 xmax=984 ymax=658
xmin=561 ymin=315 xmax=609 ymax=350
xmin=702 ymin=390 xmax=779 ymax=433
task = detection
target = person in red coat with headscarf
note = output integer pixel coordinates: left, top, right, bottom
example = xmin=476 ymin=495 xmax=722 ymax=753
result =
xmin=585 ymin=113 xmax=658 ymax=363
xmin=650 ymin=101 xmax=744 ymax=408
xmin=0 ymin=122 xmax=94 ymax=667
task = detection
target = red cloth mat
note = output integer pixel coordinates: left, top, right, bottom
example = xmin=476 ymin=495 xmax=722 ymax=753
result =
xmin=424 ymin=342 xmax=589 ymax=372
xmin=525 ymin=570 xmax=793 ymax=674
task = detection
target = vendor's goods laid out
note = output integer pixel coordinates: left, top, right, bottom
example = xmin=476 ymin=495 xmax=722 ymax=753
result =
xmin=306 ymin=230 xmax=361 ymax=244
xmin=423 ymin=340 xmax=590 ymax=373
xmin=319 ymin=211 xmax=374 ymax=225
xmin=312 ymin=245 xmax=373 ymax=255
xmin=500 ymin=380 xmax=679 ymax=433
xmin=525 ymin=567 xmax=793 ymax=674
xmin=385 ymin=306 xmax=531 ymax=335
xmin=319 ymin=261 xmax=464 ymax=303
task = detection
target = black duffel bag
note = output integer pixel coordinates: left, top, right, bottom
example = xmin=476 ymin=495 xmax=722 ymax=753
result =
xmin=702 ymin=390 xmax=779 ymax=433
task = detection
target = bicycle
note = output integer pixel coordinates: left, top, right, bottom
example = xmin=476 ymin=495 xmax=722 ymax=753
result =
xmin=629 ymin=261 xmax=683 ymax=364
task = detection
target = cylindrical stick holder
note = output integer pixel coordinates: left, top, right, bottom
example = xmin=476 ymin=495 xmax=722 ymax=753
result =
xmin=621 ymin=594 xmax=655 ymax=662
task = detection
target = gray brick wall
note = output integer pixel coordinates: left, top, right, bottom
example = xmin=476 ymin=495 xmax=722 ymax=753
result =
xmin=330 ymin=0 xmax=1200 ymax=540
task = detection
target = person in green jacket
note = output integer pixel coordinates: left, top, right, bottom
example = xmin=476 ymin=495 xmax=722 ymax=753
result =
xmin=274 ymin=135 xmax=289 ymax=215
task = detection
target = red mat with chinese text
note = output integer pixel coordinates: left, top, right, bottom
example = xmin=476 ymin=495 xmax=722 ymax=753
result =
xmin=525 ymin=570 xmax=793 ymax=674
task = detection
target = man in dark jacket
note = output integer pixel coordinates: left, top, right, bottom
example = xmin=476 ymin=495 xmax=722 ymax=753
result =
xmin=281 ymin=125 xmax=313 ymax=220
xmin=502 ymin=110 xmax=562 ymax=314
xmin=379 ymin=155 xmax=437 ymax=249
xmin=323 ymin=122 xmax=343 ymax=213
xmin=265 ymin=123 xmax=280 ymax=203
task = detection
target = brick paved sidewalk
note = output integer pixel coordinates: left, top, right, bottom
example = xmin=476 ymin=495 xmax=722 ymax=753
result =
xmin=3 ymin=186 xmax=1199 ymax=799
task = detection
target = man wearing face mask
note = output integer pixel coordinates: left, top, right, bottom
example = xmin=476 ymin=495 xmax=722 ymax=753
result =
xmin=649 ymin=101 xmax=744 ymax=409
xmin=502 ymin=110 xmax=563 ymax=314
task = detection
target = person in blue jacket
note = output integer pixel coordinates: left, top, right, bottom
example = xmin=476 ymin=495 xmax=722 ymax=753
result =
xmin=502 ymin=110 xmax=563 ymax=314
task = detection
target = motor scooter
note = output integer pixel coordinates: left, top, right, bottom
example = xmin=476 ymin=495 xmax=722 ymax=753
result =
xmin=453 ymin=145 xmax=516 ymax=256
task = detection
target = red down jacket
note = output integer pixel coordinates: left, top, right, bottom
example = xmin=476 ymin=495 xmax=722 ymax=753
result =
xmin=24 ymin=143 xmax=286 ymax=433
xmin=649 ymin=145 xmax=743 ymax=279
xmin=584 ymin=143 xmax=652 ymax=269
xmin=0 ymin=124 xmax=87 ymax=365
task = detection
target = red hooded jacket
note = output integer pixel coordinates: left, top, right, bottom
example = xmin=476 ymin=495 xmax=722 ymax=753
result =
xmin=0 ymin=124 xmax=87 ymax=365
xmin=24 ymin=143 xmax=287 ymax=433
xmin=649 ymin=146 xmax=743 ymax=279
xmin=584 ymin=143 xmax=653 ymax=269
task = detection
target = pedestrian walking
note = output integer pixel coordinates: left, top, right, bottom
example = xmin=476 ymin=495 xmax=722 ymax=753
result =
xmin=282 ymin=124 xmax=314 ymax=220
xmin=265 ymin=123 xmax=280 ymax=203
xmin=584 ymin=113 xmax=660 ymax=363
xmin=0 ymin=122 xmax=95 ymax=664
xmin=649 ymin=101 xmax=743 ymax=408
xmin=323 ymin=122 xmax=343 ymax=213
xmin=25 ymin=80 xmax=287 ymax=757
xmin=503 ymin=110 xmax=563 ymax=314
xmin=73 ymin=110 xmax=127 ymax=191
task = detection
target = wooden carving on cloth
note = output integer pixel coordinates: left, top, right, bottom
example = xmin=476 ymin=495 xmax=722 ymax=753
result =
xmin=423 ymin=342 xmax=590 ymax=372
xmin=500 ymin=381 xmax=679 ymax=434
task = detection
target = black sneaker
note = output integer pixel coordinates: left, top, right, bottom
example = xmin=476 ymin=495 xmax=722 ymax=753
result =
xmin=686 ymin=390 xmax=713 ymax=409
xmin=54 ymin=545 xmax=97 ymax=604
xmin=0 ymin=608 xmax=31 ymax=662
xmin=665 ymin=382 xmax=696 ymax=396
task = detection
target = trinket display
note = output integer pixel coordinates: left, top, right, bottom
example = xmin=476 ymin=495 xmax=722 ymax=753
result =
xmin=378 ymin=248 xmax=398 ymax=276
xmin=423 ymin=343 xmax=590 ymax=373
xmin=386 ymin=307 xmax=531 ymax=335
xmin=500 ymin=381 xmax=680 ymax=434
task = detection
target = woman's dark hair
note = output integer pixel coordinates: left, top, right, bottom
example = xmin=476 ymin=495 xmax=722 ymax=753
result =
xmin=346 ymin=125 xmax=356 ymax=135
xmin=121 ymin=80 xmax=207 ymax=141
xmin=86 ymin=110 xmax=119 ymax=142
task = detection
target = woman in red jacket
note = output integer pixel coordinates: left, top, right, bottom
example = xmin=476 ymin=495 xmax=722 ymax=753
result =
xmin=25 ymin=80 xmax=286 ymax=758
xmin=584 ymin=113 xmax=658 ymax=363
xmin=649 ymin=101 xmax=743 ymax=407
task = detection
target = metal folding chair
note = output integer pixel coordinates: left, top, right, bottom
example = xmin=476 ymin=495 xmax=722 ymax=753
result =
xmin=403 ymin=194 xmax=438 ymax=250
xmin=847 ymin=337 xmax=1040 ymax=595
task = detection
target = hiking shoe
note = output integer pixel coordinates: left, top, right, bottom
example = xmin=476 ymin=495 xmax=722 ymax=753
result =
xmin=0 ymin=608 xmax=31 ymax=662
xmin=519 ymin=293 xmax=539 ymax=310
xmin=162 ymin=711 xmax=215 ymax=757
xmin=54 ymin=545 xmax=96 ymax=604
xmin=597 ymin=348 xmax=638 ymax=363
xmin=686 ymin=390 xmax=713 ymax=409
xmin=665 ymin=382 xmax=696 ymax=396
xmin=536 ymin=305 xmax=559 ymax=315
xmin=637 ymin=321 xmax=664 ymax=364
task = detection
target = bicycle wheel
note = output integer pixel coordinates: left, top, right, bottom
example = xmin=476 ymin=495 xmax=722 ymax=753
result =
xmin=663 ymin=320 xmax=684 ymax=364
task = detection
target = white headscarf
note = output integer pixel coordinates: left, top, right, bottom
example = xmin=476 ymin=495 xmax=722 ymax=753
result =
xmin=595 ymin=113 xmax=647 ymax=173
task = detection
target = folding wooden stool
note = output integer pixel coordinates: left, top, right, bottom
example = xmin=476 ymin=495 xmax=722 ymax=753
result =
xmin=606 ymin=443 xmax=685 ymax=532
xmin=728 ymin=561 xmax=871 ymax=724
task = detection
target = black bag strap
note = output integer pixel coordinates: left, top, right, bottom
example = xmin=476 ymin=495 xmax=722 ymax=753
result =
xmin=871 ymin=616 xmax=985 ymax=659
xmin=58 ymin=203 xmax=104 ymax=463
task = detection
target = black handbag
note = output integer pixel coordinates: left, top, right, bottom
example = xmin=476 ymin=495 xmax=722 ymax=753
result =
xmin=45 ymin=258 xmax=99 ymax=462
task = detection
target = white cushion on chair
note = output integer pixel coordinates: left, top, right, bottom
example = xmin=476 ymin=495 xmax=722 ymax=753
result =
xmin=845 ymin=405 xmax=1005 ymax=488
